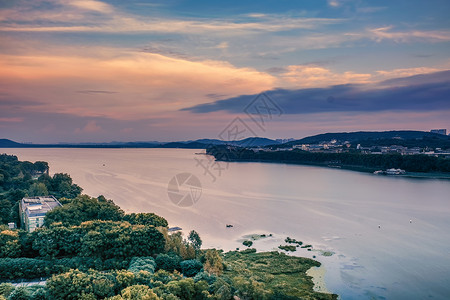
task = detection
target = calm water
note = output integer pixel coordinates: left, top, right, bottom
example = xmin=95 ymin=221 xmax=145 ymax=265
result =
xmin=2 ymin=148 xmax=450 ymax=299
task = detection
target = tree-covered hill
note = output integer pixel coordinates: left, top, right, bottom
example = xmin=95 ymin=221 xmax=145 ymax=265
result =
xmin=279 ymin=130 xmax=450 ymax=150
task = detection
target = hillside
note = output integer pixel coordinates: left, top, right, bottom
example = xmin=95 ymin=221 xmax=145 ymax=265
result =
xmin=0 ymin=139 xmax=23 ymax=147
xmin=0 ymin=137 xmax=280 ymax=149
xmin=280 ymin=131 xmax=450 ymax=150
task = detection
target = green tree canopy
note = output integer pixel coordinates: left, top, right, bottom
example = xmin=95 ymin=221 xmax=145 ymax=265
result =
xmin=188 ymin=230 xmax=202 ymax=250
xmin=44 ymin=195 xmax=124 ymax=226
xmin=123 ymin=213 xmax=168 ymax=228
xmin=27 ymin=183 xmax=48 ymax=197
xmin=7 ymin=286 xmax=30 ymax=300
xmin=180 ymin=259 xmax=203 ymax=277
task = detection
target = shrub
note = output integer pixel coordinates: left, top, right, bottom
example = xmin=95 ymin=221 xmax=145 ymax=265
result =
xmin=8 ymin=287 xmax=30 ymax=300
xmin=155 ymin=254 xmax=181 ymax=272
xmin=128 ymin=257 xmax=156 ymax=274
xmin=240 ymin=248 xmax=256 ymax=254
xmin=0 ymin=257 xmax=129 ymax=280
xmin=30 ymin=288 xmax=47 ymax=300
xmin=118 ymin=285 xmax=159 ymax=299
xmin=0 ymin=230 xmax=21 ymax=258
xmin=123 ymin=213 xmax=168 ymax=228
xmin=278 ymin=245 xmax=296 ymax=252
xmin=242 ymin=240 xmax=253 ymax=247
xmin=180 ymin=259 xmax=203 ymax=277
xmin=47 ymin=269 xmax=117 ymax=300
xmin=0 ymin=283 xmax=14 ymax=298
xmin=0 ymin=258 xmax=52 ymax=279
xmin=203 ymin=250 xmax=223 ymax=276
xmin=285 ymin=237 xmax=302 ymax=246
xmin=193 ymin=271 xmax=217 ymax=285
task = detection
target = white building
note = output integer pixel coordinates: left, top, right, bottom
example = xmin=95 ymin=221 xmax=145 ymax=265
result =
xmin=430 ymin=129 xmax=447 ymax=135
xmin=19 ymin=196 xmax=62 ymax=232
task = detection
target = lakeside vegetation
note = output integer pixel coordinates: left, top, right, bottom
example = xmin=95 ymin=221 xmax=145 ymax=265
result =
xmin=207 ymin=146 xmax=450 ymax=174
xmin=223 ymin=251 xmax=336 ymax=300
xmin=0 ymin=154 xmax=337 ymax=300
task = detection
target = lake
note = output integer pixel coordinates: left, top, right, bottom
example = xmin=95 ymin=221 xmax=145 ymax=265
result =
xmin=2 ymin=148 xmax=450 ymax=299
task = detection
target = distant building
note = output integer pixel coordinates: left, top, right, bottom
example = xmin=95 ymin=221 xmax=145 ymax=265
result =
xmin=430 ymin=129 xmax=447 ymax=135
xmin=19 ymin=196 xmax=62 ymax=232
xmin=276 ymin=138 xmax=295 ymax=144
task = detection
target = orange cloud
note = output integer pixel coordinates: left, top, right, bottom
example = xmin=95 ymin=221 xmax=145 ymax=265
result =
xmin=68 ymin=0 xmax=114 ymax=13
xmin=279 ymin=65 xmax=372 ymax=88
xmin=0 ymin=49 xmax=275 ymax=120
xmin=368 ymin=26 xmax=450 ymax=43
xmin=277 ymin=65 xmax=448 ymax=89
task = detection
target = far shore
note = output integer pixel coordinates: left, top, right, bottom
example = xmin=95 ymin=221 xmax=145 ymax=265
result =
xmin=217 ymin=158 xmax=450 ymax=180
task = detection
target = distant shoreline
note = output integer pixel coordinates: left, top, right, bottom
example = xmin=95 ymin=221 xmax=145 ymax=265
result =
xmin=216 ymin=157 xmax=450 ymax=180
xmin=3 ymin=146 xmax=448 ymax=179
xmin=0 ymin=144 xmax=208 ymax=149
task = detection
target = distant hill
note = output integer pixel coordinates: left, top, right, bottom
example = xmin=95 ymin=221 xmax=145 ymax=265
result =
xmin=284 ymin=131 xmax=448 ymax=144
xmin=0 ymin=137 xmax=279 ymax=149
xmin=161 ymin=141 xmax=208 ymax=149
xmin=0 ymin=139 xmax=25 ymax=147
xmin=279 ymin=131 xmax=450 ymax=150
xmin=195 ymin=137 xmax=279 ymax=147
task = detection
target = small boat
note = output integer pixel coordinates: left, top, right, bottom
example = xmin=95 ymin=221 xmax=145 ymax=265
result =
xmin=374 ymin=168 xmax=406 ymax=175
xmin=385 ymin=168 xmax=406 ymax=175
xmin=168 ymin=226 xmax=182 ymax=232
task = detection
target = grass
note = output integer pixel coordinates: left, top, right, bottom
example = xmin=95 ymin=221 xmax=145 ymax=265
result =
xmin=285 ymin=237 xmax=303 ymax=246
xmin=223 ymin=250 xmax=338 ymax=299
xmin=279 ymin=245 xmax=297 ymax=252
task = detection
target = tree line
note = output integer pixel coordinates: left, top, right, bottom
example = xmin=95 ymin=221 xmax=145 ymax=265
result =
xmin=208 ymin=147 xmax=450 ymax=173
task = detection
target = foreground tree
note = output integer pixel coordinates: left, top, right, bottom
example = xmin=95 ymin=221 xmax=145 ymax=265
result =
xmin=112 ymin=285 xmax=160 ymax=300
xmin=8 ymin=287 xmax=30 ymax=300
xmin=188 ymin=230 xmax=202 ymax=251
xmin=123 ymin=213 xmax=168 ymax=228
xmin=44 ymin=195 xmax=124 ymax=227
xmin=203 ymin=250 xmax=223 ymax=276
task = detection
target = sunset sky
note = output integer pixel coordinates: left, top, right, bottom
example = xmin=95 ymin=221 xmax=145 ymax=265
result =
xmin=1 ymin=0 xmax=449 ymax=143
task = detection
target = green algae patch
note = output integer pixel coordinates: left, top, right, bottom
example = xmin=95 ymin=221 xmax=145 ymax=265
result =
xmin=223 ymin=250 xmax=338 ymax=299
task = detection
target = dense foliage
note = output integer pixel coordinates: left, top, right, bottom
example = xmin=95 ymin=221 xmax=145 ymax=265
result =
xmin=0 ymin=257 xmax=129 ymax=280
xmin=209 ymin=147 xmax=450 ymax=173
xmin=123 ymin=213 xmax=168 ymax=228
xmin=32 ymin=221 xmax=165 ymax=259
xmin=44 ymin=195 xmax=125 ymax=227
xmin=0 ymin=154 xmax=82 ymax=225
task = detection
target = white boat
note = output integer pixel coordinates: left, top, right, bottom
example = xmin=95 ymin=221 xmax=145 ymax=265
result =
xmin=374 ymin=168 xmax=406 ymax=175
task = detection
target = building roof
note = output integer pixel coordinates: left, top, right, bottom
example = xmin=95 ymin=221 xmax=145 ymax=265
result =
xmin=21 ymin=196 xmax=62 ymax=218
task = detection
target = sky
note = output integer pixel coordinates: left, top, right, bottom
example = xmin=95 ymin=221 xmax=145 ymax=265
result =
xmin=0 ymin=0 xmax=449 ymax=143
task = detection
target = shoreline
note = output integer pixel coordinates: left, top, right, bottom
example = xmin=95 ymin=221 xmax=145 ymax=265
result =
xmin=307 ymin=266 xmax=330 ymax=294
xmin=216 ymin=158 xmax=450 ymax=180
